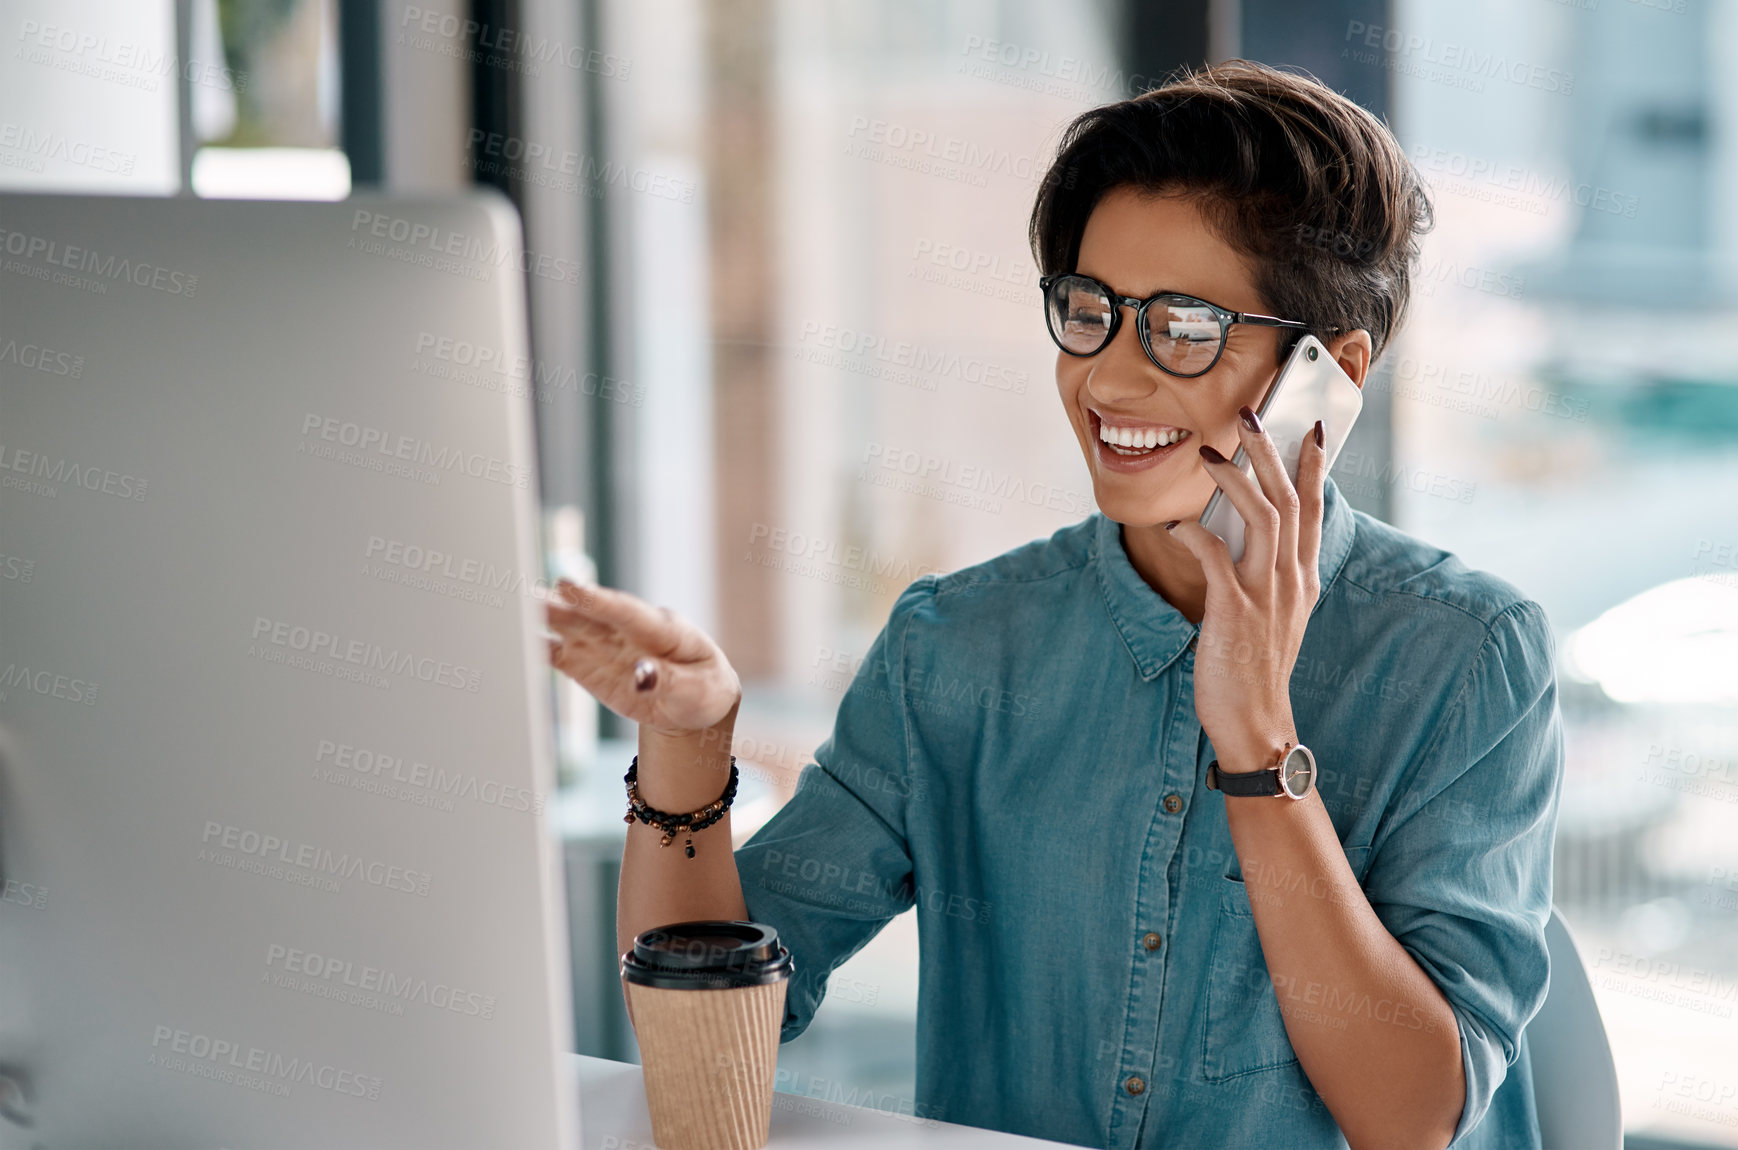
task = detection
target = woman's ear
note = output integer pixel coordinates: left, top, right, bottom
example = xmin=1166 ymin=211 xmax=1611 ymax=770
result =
xmin=1323 ymin=329 xmax=1374 ymax=389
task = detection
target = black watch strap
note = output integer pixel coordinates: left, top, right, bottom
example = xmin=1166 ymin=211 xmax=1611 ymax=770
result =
xmin=1205 ymin=760 xmax=1284 ymax=796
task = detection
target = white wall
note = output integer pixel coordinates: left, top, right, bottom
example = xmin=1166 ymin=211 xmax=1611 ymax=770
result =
xmin=0 ymin=0 xmax=181 ymax=193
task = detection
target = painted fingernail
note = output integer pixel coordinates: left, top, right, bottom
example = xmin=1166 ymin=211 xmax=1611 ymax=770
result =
xmin=1164 ymin=520 xmax=1180 ymax=531
xmin=1314 ymin=419 xmax=1324 ymax=448
xmin=633 ymin=658 xmax=658 ymax=691
xmin=1198 ymin=443 xmax=1226 ymax=464
xmin=1239 ymin=405 xmax=1261 ymax=433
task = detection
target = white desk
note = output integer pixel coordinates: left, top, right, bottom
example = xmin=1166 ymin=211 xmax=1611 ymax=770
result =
xmin=571 ymin=1055 xmax=1089 ymax=1149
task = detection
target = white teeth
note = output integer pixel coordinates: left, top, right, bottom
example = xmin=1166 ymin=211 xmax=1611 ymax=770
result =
xmin=1098 ymin=421 xmax=1189 ymax=451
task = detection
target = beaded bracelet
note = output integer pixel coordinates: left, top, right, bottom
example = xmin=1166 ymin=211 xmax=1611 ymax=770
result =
xmin=623 ymin=754 xmax=739 ymax=859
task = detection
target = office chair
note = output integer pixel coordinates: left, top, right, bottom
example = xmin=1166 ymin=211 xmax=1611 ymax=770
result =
xmin=1527 ymin=907 xmax=1623 ymax=1150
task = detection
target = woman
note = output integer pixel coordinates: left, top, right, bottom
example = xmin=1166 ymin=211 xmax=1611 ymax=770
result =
xmin=547 ymin=60 xmax=1562 ymax=1150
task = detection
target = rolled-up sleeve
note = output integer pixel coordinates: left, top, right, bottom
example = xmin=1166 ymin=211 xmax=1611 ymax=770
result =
xmin=735 ymin=578 xmax=932 ymax=1042
xmin=1361 ymin=598 xmax=1565 ymax=1147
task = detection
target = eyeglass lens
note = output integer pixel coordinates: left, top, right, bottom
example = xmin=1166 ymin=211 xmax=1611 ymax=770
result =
xmin=1046 ymin=275 xmax=1223 ymax=375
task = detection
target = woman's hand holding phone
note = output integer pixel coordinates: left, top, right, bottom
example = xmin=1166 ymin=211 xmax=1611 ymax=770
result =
xmin=1164 ymin=409 xmax=1327 ymax=775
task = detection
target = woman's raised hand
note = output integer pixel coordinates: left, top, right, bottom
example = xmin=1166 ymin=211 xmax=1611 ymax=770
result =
xmin=1162 ymin=407 xmax=1325 ymax=774
xmin=544 ymin=579 xmax=741 ymax=738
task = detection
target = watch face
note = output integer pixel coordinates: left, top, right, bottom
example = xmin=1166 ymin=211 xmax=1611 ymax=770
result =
xmin=1280 ymin=745 xmax=1316 ymax=799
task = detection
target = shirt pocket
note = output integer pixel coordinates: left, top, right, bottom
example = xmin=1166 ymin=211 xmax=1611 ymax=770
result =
xmin=1202 ymin=844 xmax=1373 ymax=1083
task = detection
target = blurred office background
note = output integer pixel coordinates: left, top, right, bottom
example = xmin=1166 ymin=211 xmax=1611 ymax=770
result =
xmin=5 ymin=0 xmax=1737 ymax=1145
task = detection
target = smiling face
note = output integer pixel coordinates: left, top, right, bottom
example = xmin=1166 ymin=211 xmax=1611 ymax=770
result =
xmin=1057 ymin=186 xmax=1293 ymax=529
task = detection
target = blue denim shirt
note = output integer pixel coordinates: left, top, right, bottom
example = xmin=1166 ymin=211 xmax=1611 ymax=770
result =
xmin=735 ymin=475 xmax=1564 ymax=1149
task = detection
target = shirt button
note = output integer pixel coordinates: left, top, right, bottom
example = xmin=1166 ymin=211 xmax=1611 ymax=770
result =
xmin=1162 ymin=794 xmax=1183 ymax=814
xmin=1141 ymin=932 xmax=1162 ymax=951
xmin=1125 ymin=1075 xmax=1146 ymax=1095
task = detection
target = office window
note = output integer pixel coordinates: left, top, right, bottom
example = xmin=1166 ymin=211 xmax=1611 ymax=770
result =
xmin=1385 ymin=1 xmax=1738 ymax=1145
xmin=0 ymin=0 xmax=353 ymax=199
xmin=192 ymin=0 xmax=349 ymax=198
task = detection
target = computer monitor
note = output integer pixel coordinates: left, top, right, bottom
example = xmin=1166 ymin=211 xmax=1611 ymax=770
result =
xmin=0 ymin=191 xmax=579 ymax=1149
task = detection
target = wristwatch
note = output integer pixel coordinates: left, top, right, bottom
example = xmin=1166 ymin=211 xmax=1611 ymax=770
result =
xmin=1206 ymin=741 xmax=1317 ymax=800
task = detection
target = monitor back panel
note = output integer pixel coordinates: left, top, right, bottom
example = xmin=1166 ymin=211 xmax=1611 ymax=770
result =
xmin=0 ymin=192 xmax=577 ymax=1149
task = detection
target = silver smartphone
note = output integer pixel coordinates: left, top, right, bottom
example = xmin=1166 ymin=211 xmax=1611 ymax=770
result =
xmin=1198 ymin=333 xmax=1364 ymax=563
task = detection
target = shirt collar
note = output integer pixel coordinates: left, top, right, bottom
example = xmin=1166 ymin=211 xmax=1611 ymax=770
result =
xmin=1092 ymin=475 xmax=1357 ymax=682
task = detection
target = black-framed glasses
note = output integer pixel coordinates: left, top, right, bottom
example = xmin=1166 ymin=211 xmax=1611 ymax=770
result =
xmin=1039 ymin=272 xmax=1311 ymax=379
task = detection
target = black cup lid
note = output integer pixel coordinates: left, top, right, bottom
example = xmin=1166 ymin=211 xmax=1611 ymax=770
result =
xmin=620 ymin=920 xmax=794 ymax=989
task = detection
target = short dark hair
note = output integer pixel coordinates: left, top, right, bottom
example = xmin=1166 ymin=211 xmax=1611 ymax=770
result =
xmin=1028 ymin=59 xmax=1433 ymax=362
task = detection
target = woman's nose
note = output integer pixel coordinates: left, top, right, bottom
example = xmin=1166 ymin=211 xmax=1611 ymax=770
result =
xmin=1087 ymin=312 xmax=1164 ymax=401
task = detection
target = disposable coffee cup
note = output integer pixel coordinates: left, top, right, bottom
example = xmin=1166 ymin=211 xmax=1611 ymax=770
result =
xmin=621 ymin=920 xmax=794 ymax=1150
